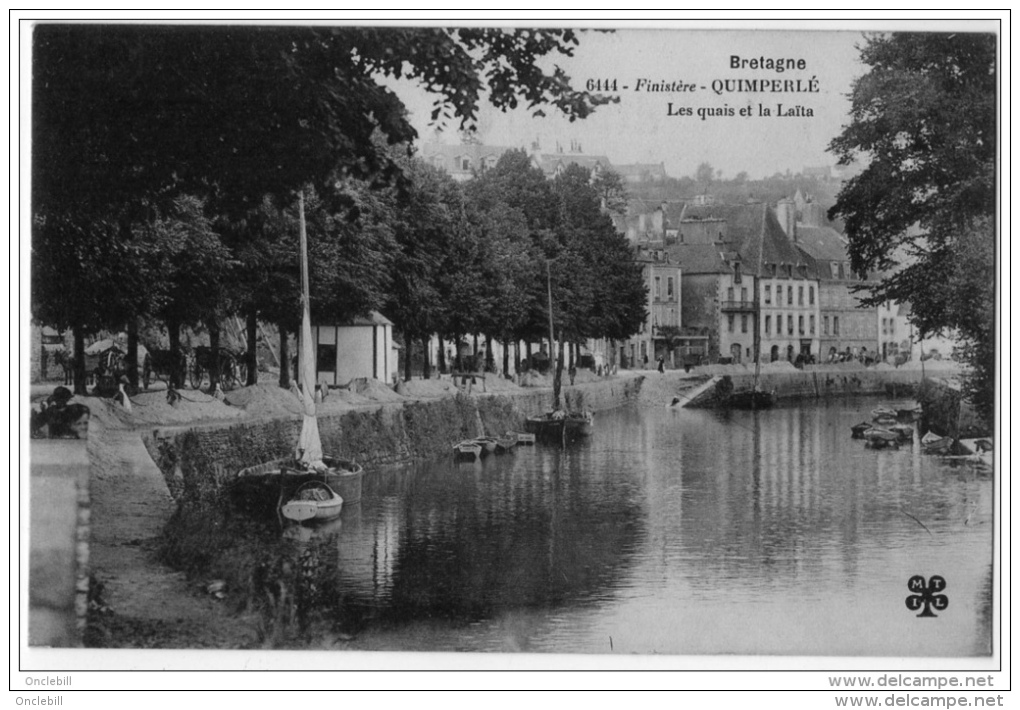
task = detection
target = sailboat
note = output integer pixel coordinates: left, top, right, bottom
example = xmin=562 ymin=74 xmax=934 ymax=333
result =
xmin=524 ymin=259 xmax=594 ymax=442
xmin=236 ymin=192 xmax=361 ymax=523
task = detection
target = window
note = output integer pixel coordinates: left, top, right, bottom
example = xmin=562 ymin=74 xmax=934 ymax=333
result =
xmin=667 ymin=277 xmax=674 ymax=300
xmin=798 ymin=286 xmax=804 ymax=306
xmin=810 ymin=315 xmax=815 ymax=335
xmin=741 ymin=287 xmax=748 ymax=302
xmin=654 ymin=276 xmax=661 ymax=301
xmin=741 ymin=315 xmax=748 ymax=333
xmin=316 ymin=343 xmax=337 ymax=373
xmin=728 ymin=314 xmax=735 ymax=332
xmin=830 ymin=262 xmax=839 ymax=279
xmin=765 ymin=315 xmax=771 ymax=335
xmin=765 ymin=285 xmax=772 ymax=305
xmin=787 ymin=286 xmax=793 ymax=305
xmin=838 ymin=263 xmax=846 ymax=280
xmin=881 ymin=318 xmax=887 ymax=335
xmin=798 ymin=315 xmax=804 ymax=335
xmin=889 ymin=319 xmax=895 ymax=336
xmin=834 ymin=316 xmax=840 ymax=335
xmin=824 ymin=316 xmax=830 ymax=335
xmin=776 ymin=285 xmax=782 ymax=304
xmin=460 ymin=157 xmax=471 ymax=171
xmin=727 ymin=287 xmax=734 ymax=302
xmin=776 ymin=314 xmax=782 ymax=334
xmin=809 ymin=286 xmax=815 ymax=305
xmin=787 ymin=315 xmax=794 ymax=336
xmin=734 ymin=263 xmax=742 ymax=284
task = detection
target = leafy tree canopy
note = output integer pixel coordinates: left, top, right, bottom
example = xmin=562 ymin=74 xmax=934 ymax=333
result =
xmin=33 ymin=25 xmax=615 ymax=219
xmin=827 ymin=31 xmax=996 ymax=423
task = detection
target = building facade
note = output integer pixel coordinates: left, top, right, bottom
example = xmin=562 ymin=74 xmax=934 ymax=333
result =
xmin=667 ymin=201 xmax=820 ymax=365
xmin=621 ymin=245 xmax=682 ymax=368
xmin=792 ymin=219 xmax=879 ymax=362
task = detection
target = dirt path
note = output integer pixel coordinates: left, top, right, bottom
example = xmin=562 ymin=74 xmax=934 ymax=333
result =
xmin=85 ymin=404 xmax=261 ymax=649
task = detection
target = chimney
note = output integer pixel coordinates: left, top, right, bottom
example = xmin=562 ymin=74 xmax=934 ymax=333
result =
xmin=776 ymin=198 xmax=797 ymax=241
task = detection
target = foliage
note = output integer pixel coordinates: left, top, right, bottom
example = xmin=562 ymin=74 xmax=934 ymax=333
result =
xmin=827 ymin=32 xmax=996 ymax=424
xmin=590 ymin=168 xmax=628 ymax=216
xmin=32 ymin=25 xmax=615 ymax=352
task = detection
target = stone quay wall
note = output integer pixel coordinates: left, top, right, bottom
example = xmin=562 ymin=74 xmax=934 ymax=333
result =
xmin=143 ymin=376 xmax=645 ymax=503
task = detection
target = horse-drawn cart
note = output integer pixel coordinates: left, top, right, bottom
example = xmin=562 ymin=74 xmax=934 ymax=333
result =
xmin=142 ymin=348 xmax=188 ymax=388
xmin=189 ymin=345 xmax=247 ymax=390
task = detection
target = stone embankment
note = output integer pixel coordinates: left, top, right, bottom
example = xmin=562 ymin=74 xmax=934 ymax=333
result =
xmin=144 ymin=375 xmax=645 ymax=502
xmin=30 ymin=361 xmax=972 ymax=650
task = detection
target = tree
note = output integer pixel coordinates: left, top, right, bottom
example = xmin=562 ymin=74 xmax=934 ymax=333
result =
xmin=828 ymin=32 xmax=996 ymax=425
xmin=32 ymin=26 xmax=616 ymax=380
xmin=694 ymin=161 xmax=715 ymax=186
xmin=590 ymin=168 xmax=628 ymax=217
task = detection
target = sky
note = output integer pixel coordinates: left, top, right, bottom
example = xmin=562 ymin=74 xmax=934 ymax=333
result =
xmin=390 ymin=28 xmax=867 ymax=180
xmin=385 ymin=21 xmax=994 ymax=181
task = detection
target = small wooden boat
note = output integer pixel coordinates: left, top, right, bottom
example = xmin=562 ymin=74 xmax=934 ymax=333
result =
xmin=896 ymin=406 xmax=922 ymax=421
xmin=872 ymin=405 xmax=898 ymax=419
xmin=921 ymin=431 xmax=954 ymax=454
xmin=493 ymin=435 xmax=518 ymax=453
xmin=453 ymin=441 xmax=483 ymax=461
xmin=850 ymin=421 xmax=872 ymax=439
xmin=726 ymin=388 xmax=776 ymax=410
xmin=864 ymin=427 xmax=900 ymax=449
xmin=512 ymin=432 xmax=536 ymax=445
xmin=889 ymin=423 xmax=914 ymax=441
xmin=525 ymin=411 xmax=594 ymax=442
xmin=234 ymin=456 xmax=363 ymax=518
xmin=280 ymin=480 xmax=343 ymax=523
xmin=472 ymin=437 xmax=499 ymax=455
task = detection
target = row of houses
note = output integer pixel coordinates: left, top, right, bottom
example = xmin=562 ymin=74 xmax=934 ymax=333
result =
xmin=619 ymin=197 xmax=945 ymax=369
xmin=422 ymin=138 xmax=947 ymax=371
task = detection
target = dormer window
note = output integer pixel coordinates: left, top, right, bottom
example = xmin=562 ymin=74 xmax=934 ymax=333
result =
xmin=733 ymin=263 xmax=742 ymax=284
xmin=460 ymin=157 xmax=471 ymax=171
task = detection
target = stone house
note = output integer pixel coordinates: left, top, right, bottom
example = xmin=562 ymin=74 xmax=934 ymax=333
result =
xmin=791 ymin=220 xmax=879 ymax=362
xmin=666 ymin=201 xmax=820 ymax=365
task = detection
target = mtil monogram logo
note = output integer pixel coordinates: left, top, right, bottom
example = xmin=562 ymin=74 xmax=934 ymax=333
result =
xmin=906 ymin=575 xmax=948 ymax=617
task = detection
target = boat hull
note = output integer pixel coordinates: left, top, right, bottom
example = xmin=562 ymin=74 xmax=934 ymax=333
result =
xmin=525 ymin=415 xmax=594 ymax=442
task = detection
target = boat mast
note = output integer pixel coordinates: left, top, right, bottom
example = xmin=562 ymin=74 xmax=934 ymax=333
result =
xmin=547 ymin=258 xmax=560 ymax=411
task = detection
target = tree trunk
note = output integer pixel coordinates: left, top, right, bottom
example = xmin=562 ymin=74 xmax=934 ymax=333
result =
xmin=513 ymin=339 xmax=521 ymax=375
xmin=126 ymin=318 xmax=139 ymax=391
xmin=207 ymin=318 xmax=221 ymax=392
xmin=502 ymin=338 xmax=510 ymax=377
xmin=246 ymin=309 xmax=258 ymax=386
xmin=167 ymin=316 xmax=182 ymax=389
xmin=437 ymin=336 xmax=447 ymax=374
xmin=404 ymin=330 xmax=413 ymax=382
xmin=455 ymin=335 xmax=463 ymax=372
xmin=72 ymin=325 xmax=87 ymax=396
xmin=525 ymin=341 xmax=532 ymax=367
xmin=422 ymin=336 xmax=432 ymax=380
xmin=278 ymin=322 xmax=289 ymax=387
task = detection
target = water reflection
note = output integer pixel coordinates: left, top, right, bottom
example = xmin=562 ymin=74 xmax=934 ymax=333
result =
xmin=269 ymin=398 xmax=992 ymax=656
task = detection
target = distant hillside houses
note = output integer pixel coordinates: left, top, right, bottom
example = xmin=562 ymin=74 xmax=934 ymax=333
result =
xmin=420 ymin=138 xmax=615 ymax=182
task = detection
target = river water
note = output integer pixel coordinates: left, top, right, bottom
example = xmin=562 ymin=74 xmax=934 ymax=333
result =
xmin=272 ymin=398 xmax=993 ymax=656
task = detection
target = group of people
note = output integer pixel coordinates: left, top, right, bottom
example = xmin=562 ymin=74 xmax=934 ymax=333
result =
xmin=30 ymin=386 xmax=91 ymax=439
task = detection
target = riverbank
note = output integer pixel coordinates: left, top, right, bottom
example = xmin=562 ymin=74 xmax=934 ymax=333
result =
xmin=60 ymin=361 xmax=965 ymax=653
xmin=78 ymin=371 xmax=645 ymax=651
